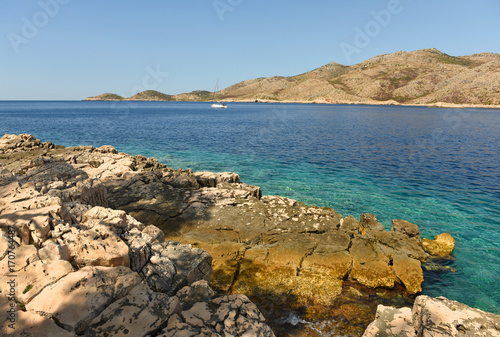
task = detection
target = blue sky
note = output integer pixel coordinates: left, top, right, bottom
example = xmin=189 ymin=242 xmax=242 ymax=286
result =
xmin=1 ymin=0 xmax=499 ymax=100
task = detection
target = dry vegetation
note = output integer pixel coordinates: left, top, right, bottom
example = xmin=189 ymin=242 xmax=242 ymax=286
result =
xmin=85 ymin=49 xmax=500 ymax=107
xmin=219 ymin=48 xmax=500 ymax=106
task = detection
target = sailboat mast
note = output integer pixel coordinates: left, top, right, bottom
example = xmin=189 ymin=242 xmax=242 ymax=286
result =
xmin=212 ymin=79 xmax=219 ymax=102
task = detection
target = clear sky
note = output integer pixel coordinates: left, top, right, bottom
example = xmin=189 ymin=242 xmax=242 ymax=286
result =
xmin=1 ymin=0 xmax=499 ymax=100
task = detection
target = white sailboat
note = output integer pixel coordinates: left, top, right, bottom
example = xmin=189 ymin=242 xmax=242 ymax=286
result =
xmin=211 ymin=79 xmax=227 ymax=109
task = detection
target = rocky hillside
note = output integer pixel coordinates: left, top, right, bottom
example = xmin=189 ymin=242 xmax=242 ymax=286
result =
xmin=219 ymin=48 xmax=500 ymax=105
xmin=84 ymin=90 xmax=210 ymax=102
xmin=84 ymin=93 xmax=125 ymax=101
xmin=84 ymin=49 xmax=500 ymax=106
xmin=128 ymin=90 xmax=173 ymax=101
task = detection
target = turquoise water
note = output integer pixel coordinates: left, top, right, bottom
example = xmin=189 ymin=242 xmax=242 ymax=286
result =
xmin=1 ymin=101 xmax=498 ymax=313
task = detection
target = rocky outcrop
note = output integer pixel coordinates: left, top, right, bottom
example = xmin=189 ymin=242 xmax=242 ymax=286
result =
xmin=362 ymin=295 xmax=500 ymax=337
xmin=0 ymin=134 xmax=474 ymax=336
xmin=422 ymin=233 xmax=455 ymax=256
xmin=0 ymin=134 xmax=275 ymax=337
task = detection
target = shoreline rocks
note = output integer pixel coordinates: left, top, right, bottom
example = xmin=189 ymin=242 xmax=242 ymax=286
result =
xmin=0 ymin=133 xmax=493 ymax=337
xmin=0 ymin=134 xmax=275 ymax=336
xmin=362 ymin=295 xmax=500 ymax=337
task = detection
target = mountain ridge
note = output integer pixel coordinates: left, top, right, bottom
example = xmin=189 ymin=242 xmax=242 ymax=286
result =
xmin=84 ymin=49 xmax=500 ymax=107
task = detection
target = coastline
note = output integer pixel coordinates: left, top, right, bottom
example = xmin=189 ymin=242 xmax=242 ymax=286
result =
xmin=81 ymin=97 xmax=500 ymax=109
xmin=1 ymin=133 xmax=499 ymax=336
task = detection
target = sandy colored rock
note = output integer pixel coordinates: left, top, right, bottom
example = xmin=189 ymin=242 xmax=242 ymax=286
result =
xmin=0 ymin=134 xmax=276 ymax=337
xmin=2 ymin=259 xmax=74 ymax=304
xmin=391 ymin=219 xmax=421 ymax=241
xmin=0 ymin=245 xmax=37 ymax=275
xmin=392 ymin=253 xmax=423 ymax=294
xmin=363 ymin=295 xmax=500 ymax=337
xmin=422 ymin=233 xmax=455 ymax=256
xmin=360 ymin=213 xmax=385 ymax=234
xmin=413 ymin=295 xmax=500 ymax=337
xmin=26 ymin=266 xmax=142 ymax=334
xmin=340 ymin=215 xmax=360 ymax=234
xmin=362 ymin=305 xmax=414 ymax=337
xmin=87 ymin=282 xmax=181 ymax=337
xmin=1 ymin=309 xmax=74 ymax=337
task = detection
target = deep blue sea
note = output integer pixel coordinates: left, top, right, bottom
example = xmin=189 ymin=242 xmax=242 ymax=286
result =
xmin=1 ymin=101 xmax=499 ymax=314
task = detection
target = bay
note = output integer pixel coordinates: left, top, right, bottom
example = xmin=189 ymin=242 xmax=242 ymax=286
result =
xmin=1 ymin=100 xmax=498 ymax=313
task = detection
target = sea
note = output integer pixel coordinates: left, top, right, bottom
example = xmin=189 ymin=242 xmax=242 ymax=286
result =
xmin=1 ymin=100 xmax=499 ymax=314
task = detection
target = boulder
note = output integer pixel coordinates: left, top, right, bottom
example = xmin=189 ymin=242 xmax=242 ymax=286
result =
xmin=349 ymin=237 xmax=395 ymax=288
xmin=422 ymin=233 xmax=455 ymax=256
xmin=340 ymin=215 xmax=360 ymax=234
xmin=391 ymin=219 xmax=421 ymax=241
xmin=26 ymin=266 xmax=142 ymax=334
xmin=86 ymin=282 xmax=181 ymax=337
xmin=360 ymin=213 xmax=386 ymax=234
xmin=158 ymin=294 xmax=275 ymax=337
xmin=142 ymin=241 xmax=213 ymax=295
xmin=96 ymin=145 xmax=118 ymax=154
xmin=362 ymin=305 xmax=414 ymax=337
xmin=413 ymin=295 xmax=500 ymax=337
xmin=362 ymin=295 xmax=500 ymax=337
xmin=392 ymin=253 xmax=423 ymax=294
xmin=193 ymin=171 xmax=240 ymax=187
xmin=56 ymin=210 xmax=132 ymax=268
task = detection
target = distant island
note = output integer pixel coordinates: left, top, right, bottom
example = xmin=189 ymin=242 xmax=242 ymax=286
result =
xmin=84 ymin=48 xmax=500 ymax=107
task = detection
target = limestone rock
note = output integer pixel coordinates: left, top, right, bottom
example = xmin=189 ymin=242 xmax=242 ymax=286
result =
xmin=26 ymin=266 xmax=142 ymax=334
xmin=38 ymin=240 xmax=70 ymax=261
xmin=422 ymin=233 xmax=455 ymax=256
xmin=349 ymin=237 xmax=395 ymax=288
xmin=176 ymin=280 xmax=215 ymax=310
xmin=0 ymin=134 xmax=278 ymax=337
xmin=391 ymin=219 xmax=421 ymax=241
xmin=142 ymin=241 xmax=213 ymax=295
xmin=362 ymin=295 xmax=500 ymax=337
xmin=158 ymin=294 xmax=275 ymax=337
xmin=86 ymin=282 xmax=181 ymax=337
xmin=392 ymin=253 xmax=423 ymax=294
xmin=57 ymin=207 xmax=133 ymax=268
xmin=96 ymin=145 xmax=118 ymax=154
xmin=2 ymin=259 xmax=74 ymax=304
xmin=413 ymin=295 xmax=500 ymax=337
xmin=360 ymin=213 xmax=386 ymax=234
xmin=1 ymin=309 xmax=74 ymax=337
xmin=340 ymin=215 xmax=360 ymax=234
xmin=193 ymin=171 xmax=240 ymax=187
xmin=0 ymin=245 xmax=37 ymax=275
xmin=362 ymin=305 xmax=414 ymax=337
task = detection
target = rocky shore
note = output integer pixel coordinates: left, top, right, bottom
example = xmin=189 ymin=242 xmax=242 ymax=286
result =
xmin=1 ymin=134 xmax=499 ymax=336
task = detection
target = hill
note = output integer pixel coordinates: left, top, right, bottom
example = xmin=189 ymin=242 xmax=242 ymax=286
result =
xmin=128 ymin=90 xmax=173 ymax=101
xmin=84 ymin=49 xmax=500 ymax=106
xmin=219 ymin=49 xmax=500 ymax=105
xmin=83 ymin=93 xmax=124 ymax=101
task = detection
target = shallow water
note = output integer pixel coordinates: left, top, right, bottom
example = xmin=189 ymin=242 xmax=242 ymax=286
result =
xmin=1 ymin=100 xmax=498 ymax=314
